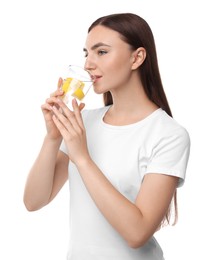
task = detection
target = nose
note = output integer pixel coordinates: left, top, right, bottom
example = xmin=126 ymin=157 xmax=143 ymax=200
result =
xmin=84 ymin=56 xmax=96 ymax=73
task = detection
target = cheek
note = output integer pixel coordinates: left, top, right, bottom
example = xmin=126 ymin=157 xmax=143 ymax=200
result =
xmin=106 ymin=58 xmax=130 ymax=79
xmin=109 ymin=64 xmax=132 ymax=85
xmin=110 ymin=54 xmax=132 ymax=78
xmin=103 ymin=70 xmax=131 ymax=92
xmin=95 ymin=54 xmax=132 ymax=92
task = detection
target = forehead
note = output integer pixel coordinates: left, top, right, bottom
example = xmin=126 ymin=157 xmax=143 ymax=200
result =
xmin=84 ymin=25 xmax=126 ymax=50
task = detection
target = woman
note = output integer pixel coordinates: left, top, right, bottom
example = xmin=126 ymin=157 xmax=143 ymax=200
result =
xmin=24 ymin=13 xmax=190 ymax=260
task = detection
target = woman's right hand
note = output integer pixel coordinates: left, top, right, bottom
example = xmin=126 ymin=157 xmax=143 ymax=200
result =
xmin=41 ymin=78 xmax=65 ymax=140
xmin=41 ymin=78 xmax=85 ymax=141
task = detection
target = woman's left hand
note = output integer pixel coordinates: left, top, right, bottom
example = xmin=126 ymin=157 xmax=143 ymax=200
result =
xmin=51 ymin=98 xmax=90 ymax=165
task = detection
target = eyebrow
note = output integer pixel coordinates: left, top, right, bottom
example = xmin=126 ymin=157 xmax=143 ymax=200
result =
xmin=83 ymin=42 xmax=111 ymax=52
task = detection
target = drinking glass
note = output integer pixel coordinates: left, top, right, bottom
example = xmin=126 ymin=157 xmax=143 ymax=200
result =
xmin=61 ymin=65 xmax=93 ymax=104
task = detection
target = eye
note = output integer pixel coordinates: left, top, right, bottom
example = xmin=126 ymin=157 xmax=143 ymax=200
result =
xmin=98 ymin=49 xmax=108 ymax=56
xmin=84 ymin=52 xmax=88 ymax=58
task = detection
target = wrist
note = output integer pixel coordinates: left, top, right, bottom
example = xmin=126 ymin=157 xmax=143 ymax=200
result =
xmin=74 ymin=155 xmax=93 ymax=171
xmin=44 ymin=135 xmax=62 ymax=147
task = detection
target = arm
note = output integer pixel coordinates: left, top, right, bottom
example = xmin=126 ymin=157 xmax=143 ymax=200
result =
xmin=76 ymin=159 xmax=178 ymax=248
xmin=51 ymin=99 xmax=179 ymax=248
xmin=23 ymin=138 xmax=69 ymax=211
xmin=23 ymin=79 xmax=70 ymax=211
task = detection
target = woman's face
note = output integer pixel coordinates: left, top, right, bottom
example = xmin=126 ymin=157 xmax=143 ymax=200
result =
xmin=84 ymin=25 xmax=136 ymax=94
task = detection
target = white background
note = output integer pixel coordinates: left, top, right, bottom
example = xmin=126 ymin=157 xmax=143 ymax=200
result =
xmin=0 ymin=0 xmax=211 ymax=259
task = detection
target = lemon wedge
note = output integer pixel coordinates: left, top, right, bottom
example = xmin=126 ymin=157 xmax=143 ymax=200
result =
xmin=61 ymin=77 xmax=85 ymax=101
xmin=62 ymin=78 xmax=72 ymax=94
xmin=70 ymin=78 xmax=85 ymax=91
xmin=71 ymin=88 xmax=85 ymax=100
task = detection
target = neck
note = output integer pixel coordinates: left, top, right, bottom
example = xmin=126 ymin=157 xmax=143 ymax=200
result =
xmin=104 ymin=82 xmax=159 ymax=125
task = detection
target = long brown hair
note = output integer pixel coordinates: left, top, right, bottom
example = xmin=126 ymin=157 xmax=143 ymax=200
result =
xmin=88 ymin=13 xmax=177 ymax=226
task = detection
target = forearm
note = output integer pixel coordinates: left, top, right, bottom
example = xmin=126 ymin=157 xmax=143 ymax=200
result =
xmin=23 ymin=136 xmax=62 ymax=210
xmin=76 ymin=158 xmax=149 ymax=248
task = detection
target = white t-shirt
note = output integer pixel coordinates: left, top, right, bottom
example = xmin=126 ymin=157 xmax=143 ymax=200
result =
xmin=60 ymin=106 xmax=190 ymax=260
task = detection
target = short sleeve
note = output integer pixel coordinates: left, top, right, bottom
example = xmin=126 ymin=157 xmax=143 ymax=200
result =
xmin=146 ymin=127 xmax=190 ymax=187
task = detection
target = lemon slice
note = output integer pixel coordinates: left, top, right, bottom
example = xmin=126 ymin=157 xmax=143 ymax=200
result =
xmin=71 ymin=88 xmax=85 ymax=100
xmin=62 ymin=78 xmax=72 ymax=94
xmin=70 ymin=78 xmax=85 ymax=91
xmin=61 ymin=77 xmax=85 ymax=102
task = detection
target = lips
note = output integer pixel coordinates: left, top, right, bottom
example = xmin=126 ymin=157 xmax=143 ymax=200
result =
xmin=91 ymin=75 xmax=102 ymax=82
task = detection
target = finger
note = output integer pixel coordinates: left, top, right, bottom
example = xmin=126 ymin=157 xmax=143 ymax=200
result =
xmin=45 ymin=97 xmax=61 ymax=111
xmin=52 ymin=105 xmax=76 ymax=135
xmin=52 ymin=102 xmax=82 ymax=136
xmin=72 ymin=99 xmax=85 ymax=129
xmin=50 ymin=78 xmax=64 ymax=97
xmin=46 ymin=96 xmax=60 ymax=105
xmin=79 ymin=102 xmax=85 ymax=111
xmin=52 ymin=114 xmax=71 ymax=138
xmin=57 ymin=77 xmax=63 ymax=89
xmin=41 ymin=103 xmax=53 ymax=112
xmin=50 ymin=88 xmax=64 ymax=98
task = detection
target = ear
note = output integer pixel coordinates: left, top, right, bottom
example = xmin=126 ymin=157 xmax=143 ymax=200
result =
xmin=131 ymin=47 xmax=146 ymax=70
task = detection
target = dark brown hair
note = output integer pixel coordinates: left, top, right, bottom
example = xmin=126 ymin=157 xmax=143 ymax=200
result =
xmin=88 ymin=13 xmax=178 ymax=226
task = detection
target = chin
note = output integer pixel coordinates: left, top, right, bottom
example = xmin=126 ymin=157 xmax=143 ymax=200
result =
xmin=93 ymin=86 xmax=107 ymax=95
